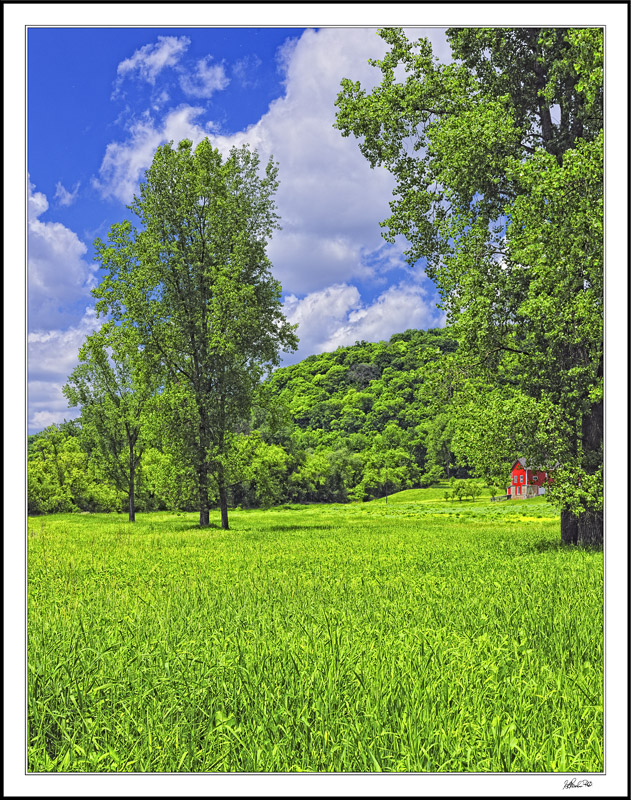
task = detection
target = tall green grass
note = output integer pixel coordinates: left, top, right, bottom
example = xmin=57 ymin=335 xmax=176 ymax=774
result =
xmin=28 ymin=495 xmax=603 ymax=773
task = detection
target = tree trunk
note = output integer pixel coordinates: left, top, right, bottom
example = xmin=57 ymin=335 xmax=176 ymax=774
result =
xmin=578 ymin=509 xmax=603 ymax=547
xmin=559 ymin=363 xmax=603 ymax=547
xmin=561 ymin=508 xmax=603 ymax=547
xmin=128 ymin=456 xmax=136 ymax=523
xmin=219 ymin=475 xmax=228 ymax=531
xmin=577 ymin=390 xmax=603 ymax=547
xmin=198 ymin=462 xmax=211 ymax=528
xmin=561 ymin=509 xmax=578 ymax=544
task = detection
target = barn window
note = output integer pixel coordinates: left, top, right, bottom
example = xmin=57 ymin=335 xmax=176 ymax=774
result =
xmin=520 ymin=475 xmax=524 ymax=483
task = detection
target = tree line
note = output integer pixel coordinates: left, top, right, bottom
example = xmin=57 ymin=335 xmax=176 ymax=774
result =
xmin=28 ymin=327 xmax=472 ymax=517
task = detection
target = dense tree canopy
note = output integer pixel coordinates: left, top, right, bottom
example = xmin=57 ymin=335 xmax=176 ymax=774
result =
xmin=28 ymin=328 xmax=462 ymax=514
xmin=92 ymin=139 xmax=297 ymax=528
xmin=335 ymin=27 xmax=603 ymax=544
xmin=28 ymin=421 xmax=122 ymax=515
xmin=251 ymin=327 xmax=463 ymax=504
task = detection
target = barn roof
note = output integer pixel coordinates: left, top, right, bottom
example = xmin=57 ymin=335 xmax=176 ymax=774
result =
xmin=511 ymin=458 xmax=559 ymax=471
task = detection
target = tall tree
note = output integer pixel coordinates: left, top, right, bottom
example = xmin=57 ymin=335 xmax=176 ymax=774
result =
xmin=93 ymin=139 xmax=297 ymax=528
xmin=63 ymin=321 xmax=159 ymax=522
xmin=335 ymin=27 xmax=603 ymax=544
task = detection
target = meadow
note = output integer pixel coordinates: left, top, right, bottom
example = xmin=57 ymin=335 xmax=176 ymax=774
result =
xmin=27 ymin=492 xmax=603 ymax=773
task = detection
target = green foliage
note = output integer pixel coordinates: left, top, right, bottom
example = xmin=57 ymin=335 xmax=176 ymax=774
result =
xmin=443 ymin=478 xmax=483 ymax=503
xmin=92 ymin=139 xmax=297 ymax=528
xmin=140 ymin=446 xmax=200 ymax=512
xmin=28 ymin=500 xmax=602 ymax=772
xmin=229 ymin=433 xmax=291 ymax=508
xmin=63 ymin=321 xmax=161 ymax=521
xmin=335 ymin=28 xmax=603 ymax=536
xmin=30 ymin=328 xmax=459 ymax=513
xmin=260 ymin=327 xmax=460 ymax=503
xmin=27 ymin=424 xmax=124 ymax=514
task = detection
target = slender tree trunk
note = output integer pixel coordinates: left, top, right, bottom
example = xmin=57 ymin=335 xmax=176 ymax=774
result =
xmin=199 ymin=462 xmax=211 ymax=528
xmin=219 ymin=485 xmax=229 ymax=530
xmin=218 ymin=463 xmax=229 ymax=530
xmin=128 ymin=454 xmax=136 ymax=523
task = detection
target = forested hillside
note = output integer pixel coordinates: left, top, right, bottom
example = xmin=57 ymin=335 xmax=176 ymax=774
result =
xmin=247 ymin=327 xmax=463 ymax=505
xmin=28 ymin=327 xmax=467 ymax=514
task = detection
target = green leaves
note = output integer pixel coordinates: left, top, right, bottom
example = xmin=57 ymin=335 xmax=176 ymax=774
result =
xmin=62 ymin=321 xmax=161 ymax=520
xmin=335 ymin=28 xmax=603 ymax=531
xmin=27 ymin=424 xmax=124 ymax=514
xmin=91 ymin=138 xmax=297 ymax=527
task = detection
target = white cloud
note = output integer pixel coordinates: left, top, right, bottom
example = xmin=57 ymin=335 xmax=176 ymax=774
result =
xmin=95 ymin=29 xmax=404 ymax=283
xmin=179 ymin=56 xmax=229 ymax=98
xmin=283 ymin=280 xmax=445 ymax=362
xmin=28 ymin=308 xmax=102 ymax=433
xmin=95 ymin=29 xmax=449 ymax=293
xmin=28 ymin=179 xmax=98 ymax=330
xmin=92 ymin=27 xmax=446 ymax=364
xmin=54 ymin=180 xmax=80 ymax=207
xmin=28 ymin=181 xmax=48 ymax=219
xmin=321 ymin=282 xmax=445 ymax=351
xmin=283 ymin=283 xmax=361 ymax=356
xmin=210 ymin=28 xmax=448 ymax=295
xmin=93 ymin=105 xmax=210 ymax=203
xmin=113 ymin=35 xmax=190 ymax=95
xmin=152 ymin=89 xmax=171 ymax=111
xmin=209 ymin=28 xmax=404 ymax=293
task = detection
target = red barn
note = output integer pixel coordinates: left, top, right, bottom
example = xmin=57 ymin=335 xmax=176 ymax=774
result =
xmin=508 ymin=458 xmax=550 ymax=498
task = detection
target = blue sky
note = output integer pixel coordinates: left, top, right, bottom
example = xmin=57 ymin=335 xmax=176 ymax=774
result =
xmin=27 ymin=25 xmax=452 ymax=434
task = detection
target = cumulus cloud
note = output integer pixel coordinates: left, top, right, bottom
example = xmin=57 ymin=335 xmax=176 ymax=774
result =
xmin=209 ymin=27 xmax=406 ymax=293
xmin=28 ymin=308 xmax=102 ymax=433
xmin=28 ymin=179 xmax=98 ymax=331
xmin=283 ymin=283 xmax=361 ymax=356
xmin=213 ymin=28 xmax=448 ymax=295
xmin=54 ymin=180 xmax=80 ymax=207
xmin=95 ymin=29 xmax=449 ymax=293
xmin=28 ymin=181 xmax=48 ymax=219
xmin=113 ymin=35 xmax=190 ymax=96
xmin=179 ymin=55 xmax=229 ymax=98
xmin=95 ymin=30 xmax=403 ymax=282
xmin=283 ymin=280 xmax=445 ymax=362
xmin=93 ymin=105 xmax=211 ymax=203
xmin=321 ymin=282 xmax=445 ymax=351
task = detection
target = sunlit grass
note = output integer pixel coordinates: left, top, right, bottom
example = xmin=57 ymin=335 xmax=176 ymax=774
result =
xmin=28 ymin=493 xmax=603 ymax=773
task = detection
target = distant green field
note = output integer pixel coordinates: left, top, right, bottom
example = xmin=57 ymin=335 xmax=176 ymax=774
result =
xmin=28 ymin=491 xmax=603 ymax=773
xmin=370 ymin=485 xmax=452 ymax=503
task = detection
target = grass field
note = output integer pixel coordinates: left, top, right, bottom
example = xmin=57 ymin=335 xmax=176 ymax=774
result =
xmin=28 ymin=492 xmax=603 ymax=773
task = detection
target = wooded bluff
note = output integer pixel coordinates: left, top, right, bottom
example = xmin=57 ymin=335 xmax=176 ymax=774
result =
xmin=28 ymin=327 xmax=470 ymax=514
